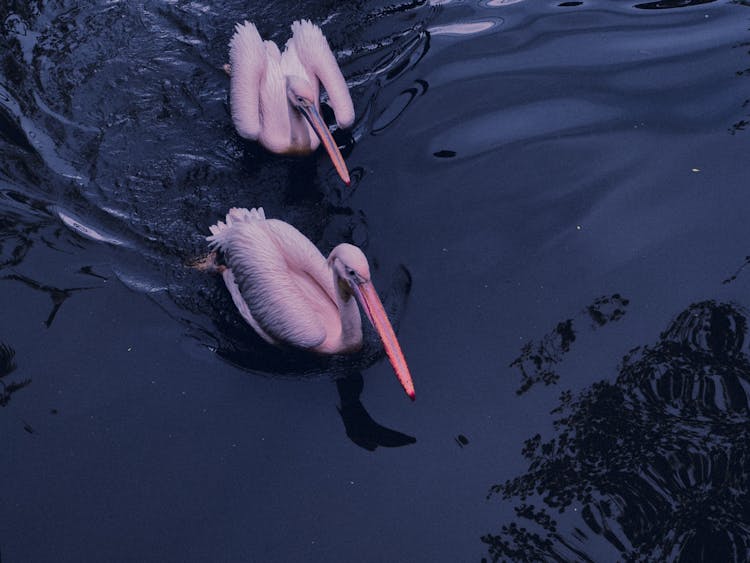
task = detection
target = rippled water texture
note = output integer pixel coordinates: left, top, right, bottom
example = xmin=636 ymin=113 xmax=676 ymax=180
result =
xmin=2 ymin=0 xmax=750 ymax=561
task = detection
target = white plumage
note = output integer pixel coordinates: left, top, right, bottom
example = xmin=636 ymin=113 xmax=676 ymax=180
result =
xmin=207 ymin=207 xmax=416 ymax=399
xmin=228 ymin=20 xmax=354 ymax=183
xmin=208 ymin=207 xmax=361 ymax=353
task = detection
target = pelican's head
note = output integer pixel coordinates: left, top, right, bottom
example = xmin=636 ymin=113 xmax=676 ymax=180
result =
xmin=286 ymin=75 xmax=317 ymax=110
xmin=329 ymin=243 xmax=370 ymax=293
xmin=286 ymin=75 xmax=351 ymax=186
xmin=328 ymin=243 xmax=415 ymax=401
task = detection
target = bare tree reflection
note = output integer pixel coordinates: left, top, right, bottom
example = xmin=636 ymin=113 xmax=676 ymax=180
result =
xmin=2 ymin=272 xmax=97 ymax=328
xmin=722 ymin=254 xmax=750 ymax=284
xmin=0 ymin=342 xmax=29 ymax=407
xmin=729 ymin=11 xmax=750 ymax=134
xmin=484 ymin=301 xmax=750 ymax=561
xmin=0 ymin=213 xmax=37 ymax=270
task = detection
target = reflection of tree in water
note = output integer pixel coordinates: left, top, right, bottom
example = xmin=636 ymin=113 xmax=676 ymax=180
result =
xmin=729 ymin=11 xmax=749 ymax=135
xmin=484 ymin=301 xmax=750 ymax=562
xmin=723 ymin=253 xmax=750 ymax=285
xmin=0 ymin=342 xmax=29 ymax=407
xmin=729 ymin=98 xmax=749 ymax=135
xmin=511 ymin=294 xmax=629 ymax=395
xmin=0 ymin=212 xmax=37 ymax=270
xmin=2 ymin=272 xmax=97 ymax=328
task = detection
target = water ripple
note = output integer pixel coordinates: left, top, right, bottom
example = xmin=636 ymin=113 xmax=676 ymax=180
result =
xmin=431 ymin=98 xmax=623 ymax=157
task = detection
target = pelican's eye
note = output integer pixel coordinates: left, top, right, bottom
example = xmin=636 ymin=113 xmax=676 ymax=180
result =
xmin=346 ymin=267 xmax=355 ymax=277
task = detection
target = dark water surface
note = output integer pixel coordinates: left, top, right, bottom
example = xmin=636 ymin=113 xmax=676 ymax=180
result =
xmin=2 ymin=0 xmax=750 ymax=561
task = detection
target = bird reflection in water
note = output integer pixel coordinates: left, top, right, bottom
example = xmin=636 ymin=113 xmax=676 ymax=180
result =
xmin=215 ymin=342 xmax=416 ymax=451
xmin=485 ymin=300 xmax=750 ymax=561
xmin=336 ymin=372 xmax=416 ymax=451
xmin=202 ymin=244 xmax=416 ymax=451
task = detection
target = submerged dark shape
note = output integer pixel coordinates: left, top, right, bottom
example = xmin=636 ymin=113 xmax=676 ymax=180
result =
xmin=634 ymin=0 xmax=716 ymax=8
xmin=484 ymin=301 xmax=750 ymax=562
xmin=433 ymin=150 xmax=456 ymax=158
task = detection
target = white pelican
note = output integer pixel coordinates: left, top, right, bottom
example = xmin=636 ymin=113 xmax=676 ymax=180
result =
xmin=228 ymin=20 xmax=355 ymax=185
xmin=207 ymin=207 xmax=415 ymax=400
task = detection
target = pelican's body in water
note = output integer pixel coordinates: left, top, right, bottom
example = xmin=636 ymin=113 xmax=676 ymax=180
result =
xmin=207 ymin=208 xmax=415 ymax=400
xmin=228 ymin=20 xmax=354 ymax=184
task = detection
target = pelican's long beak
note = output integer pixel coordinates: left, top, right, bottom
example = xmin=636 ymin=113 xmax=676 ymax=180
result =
xmin=298 ymin=102 xmax=351 ymax=186
xmin=351 ymin=280 xmax=415 ymax=400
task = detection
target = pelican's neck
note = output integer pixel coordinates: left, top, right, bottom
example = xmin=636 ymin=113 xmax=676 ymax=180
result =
xmin=332 ymin=270 xmax=363 ymax=353
xmin=256 ymin=63 xmax=315 ymax=153
xmin=286 ymin=102 xmax=315 ymax=152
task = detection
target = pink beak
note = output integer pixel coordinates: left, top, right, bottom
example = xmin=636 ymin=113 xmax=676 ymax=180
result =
xmin=298 ymin=102 xmax=351 ymax=186
xmin=352 ymin=280 xmax=415 ymax=400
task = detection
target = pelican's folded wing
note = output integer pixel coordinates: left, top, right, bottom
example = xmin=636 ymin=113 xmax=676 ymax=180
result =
xmin=229 ymin=21 xmax=266 ymax=140
xmin=208 ymin=208 xmax=330 ymax=350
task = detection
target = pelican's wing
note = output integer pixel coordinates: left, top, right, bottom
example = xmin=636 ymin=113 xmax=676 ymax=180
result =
xmin=221 ymin=267 xmax=277 ymax=345
xmin=207 ymin=208 xmax=333 ymax=350
xmin=229 ymin=22 xmax=267 ymax=140
xmin=289 ymin=20 xmax=355 ymax=129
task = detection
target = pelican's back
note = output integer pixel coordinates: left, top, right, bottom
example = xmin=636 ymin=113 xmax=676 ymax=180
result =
xmin=207 ymin=208 xmax=338 ymax=350
xmin=288 ymin=20 xmax=354 ymax=129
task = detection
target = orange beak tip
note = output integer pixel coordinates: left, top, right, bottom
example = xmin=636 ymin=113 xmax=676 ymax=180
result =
xmin=355 ymin=281 xmax=414 ymax=403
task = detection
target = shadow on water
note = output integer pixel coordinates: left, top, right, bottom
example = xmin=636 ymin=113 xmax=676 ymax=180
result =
xmin=337 ymin=372 xmax=417 ymax=451
xmin=483 ymin=300 xmax=750 ymax=561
